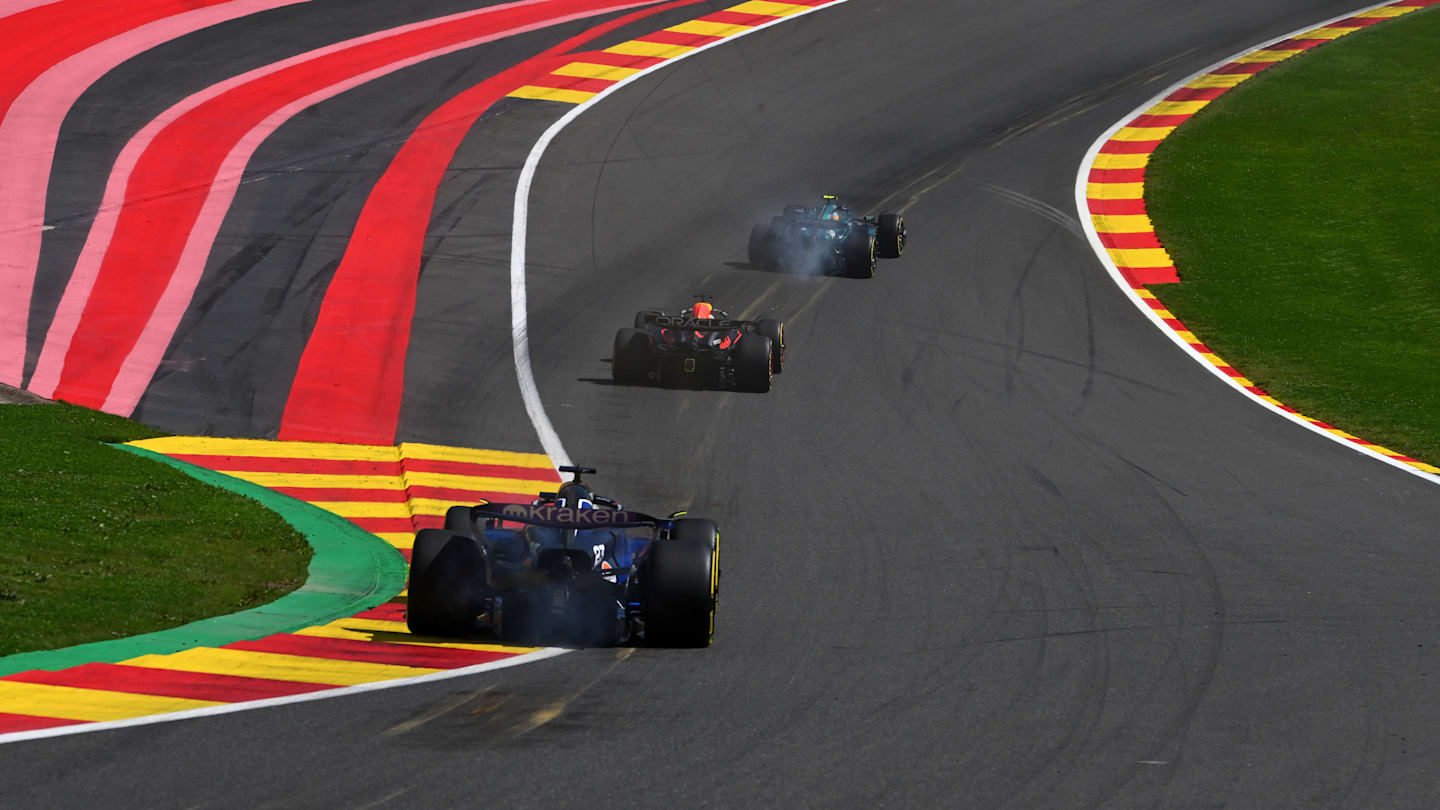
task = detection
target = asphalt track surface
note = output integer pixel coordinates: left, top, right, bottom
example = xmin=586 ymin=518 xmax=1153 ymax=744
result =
xmin=8 ymin=0 xmax=1440 ymax=807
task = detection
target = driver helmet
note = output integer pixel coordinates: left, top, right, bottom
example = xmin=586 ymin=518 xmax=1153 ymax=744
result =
xmin=555 ymin=481 xmax=595 ymax=509
xmin=692 ymin=301 xmax=714 ymax=320
xmin=554 ymin=481 xmax=598 ymax=549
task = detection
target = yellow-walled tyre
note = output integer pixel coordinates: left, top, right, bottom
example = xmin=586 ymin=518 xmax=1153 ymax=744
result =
xmin=845 ymin=230 xmax=876 ymax=278
xmin=757 ymin=319 xmax=785 ymax=373
xmin=645 ymin=519 xmax=718 ymax=647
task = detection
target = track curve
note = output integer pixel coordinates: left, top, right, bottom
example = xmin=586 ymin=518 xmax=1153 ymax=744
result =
xmin=7 ymin=0 xmax=1440 ymax=807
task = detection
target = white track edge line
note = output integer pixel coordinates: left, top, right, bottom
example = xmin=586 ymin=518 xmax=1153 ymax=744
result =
xmin=0 ymin=648 xmax=569 ymax=746
xmin=1073 ymin=0 xmax=1440 ymax=486
xmin=511 ymin=0 xmax=852 ymax=470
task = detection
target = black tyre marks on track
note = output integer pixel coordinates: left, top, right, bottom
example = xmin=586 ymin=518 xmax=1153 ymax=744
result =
xmin=46 ymin=0 xmax=751 ymax=436
xmin=397 ymin=96 xmax=564 ymax=451
xmin=29 ymin=0 xmax=517 ymax=384
xmin=129 ymin=22 xmax=606 ymax=435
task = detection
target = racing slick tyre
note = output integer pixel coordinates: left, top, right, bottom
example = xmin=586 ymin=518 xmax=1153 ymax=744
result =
xmin=670 ymin=518 xmax=718 ymax=549
xmin=644 ymin=535 xmax=718 ymax=647
xmin=444 ymin=504 xmax=475 ymax=537
xmin=734 ymin=334 xmax=772 ymax=393
xmin=844 ymin=230 xmax=876 ymax=278
xmin=756 ymin=318 xmax=785 ymax=373
xmin=612 ymin=328 xmax=651 ymax=385
xmin=877 ymin=213 xmax=905 ymax=258
xmin=633 ymin=309 xmax=662 ymax=329
xmin=407 ymin=529 xmax=485 ymax=636
xmin=748 ymin=224 xmax=776 ymax=271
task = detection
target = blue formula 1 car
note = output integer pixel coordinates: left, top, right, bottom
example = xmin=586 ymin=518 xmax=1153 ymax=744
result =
xmin=406 ymin=466 xmax=719 ymax=647
xmin=748 ymin=194 xmax=906 ymax=278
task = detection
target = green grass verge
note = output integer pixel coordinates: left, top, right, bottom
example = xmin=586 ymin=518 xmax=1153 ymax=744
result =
xmin=0 ymin=403 xmax=310 ymax=656
xmin=1145 ymin=7 xmax=1440 ymax=463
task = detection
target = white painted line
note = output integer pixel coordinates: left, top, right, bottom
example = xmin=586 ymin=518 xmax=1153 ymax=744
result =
xmin=1073 ymin=0 xmax=1440 ymax=486
xmin=509 ymin=0 xmax=853 ymax=469
xmin=0 ymin=647 xmax=569 ymax=747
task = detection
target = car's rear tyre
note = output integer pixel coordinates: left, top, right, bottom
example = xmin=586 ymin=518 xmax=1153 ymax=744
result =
xmin=748 ymin=224 xmax=776 ymax=271
xmin=407 ymin=529 xmax=485 ymax=637
xmin=612 ymin=328 xmax=651 ymax=385
xmin=444 ymin=505 xmax=475 ymax=536
xmin=671 ymin=518 xmax=718 ymax=549
xmin=756 ymin=319 xmax=785 ymax=373
xmin=633 ymin=310 xmax=662 ymax=329
xmin=845 ymin=230 xmax=876 ymax=278
xmin=644 ymin=531 xmax=718 ymax=648
xmin=877 ymin=213 xmax=905 ymax=258
xmin=734 ymin=334 xmax=772 ymax=393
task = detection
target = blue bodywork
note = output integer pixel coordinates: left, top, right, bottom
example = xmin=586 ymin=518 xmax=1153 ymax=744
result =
xmin=481 ymin=524 xmax=650 ymax=586
xmin=410 ymin=469 xmax=720 ymax=647
xmin=453 ymin=502 xmax=706 ymax=645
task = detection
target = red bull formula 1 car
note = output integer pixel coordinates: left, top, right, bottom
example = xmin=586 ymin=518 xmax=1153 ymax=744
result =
xmin=748 ymin=194 xmax=906 ymax=278
xmin=407 ymin=466 xmax=719 ymax=647
xmin=612 ymin=300 xmax=785 ymax=392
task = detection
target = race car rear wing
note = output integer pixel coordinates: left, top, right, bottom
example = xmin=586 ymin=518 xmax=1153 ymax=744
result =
xmin=638 ymin=313 xmax=755 ymax=332
xmin=471 ymin=501 xmax=664 ymax=530
xmin=780 ymin=215 xmax=872 ymax=230
xmin=785 ymin=217 xmax=847 ymax=229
